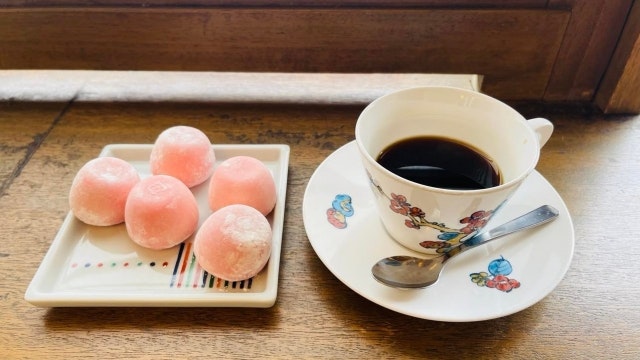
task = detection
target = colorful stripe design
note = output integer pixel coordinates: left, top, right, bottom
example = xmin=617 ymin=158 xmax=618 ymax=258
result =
xmin=170 ymin=242 xmax=254 ymax=290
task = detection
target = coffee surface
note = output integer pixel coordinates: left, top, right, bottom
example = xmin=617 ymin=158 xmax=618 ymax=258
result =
xmin=376 ymin=136 xmax=501 ymax=190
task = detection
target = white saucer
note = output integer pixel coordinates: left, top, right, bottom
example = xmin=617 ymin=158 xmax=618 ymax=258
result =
xmin=303 ymin=141 xmax=574 ymax=322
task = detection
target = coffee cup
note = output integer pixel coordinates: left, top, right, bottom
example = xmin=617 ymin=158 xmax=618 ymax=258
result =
xmin=355 ymin=86 xmax=553 ymax=254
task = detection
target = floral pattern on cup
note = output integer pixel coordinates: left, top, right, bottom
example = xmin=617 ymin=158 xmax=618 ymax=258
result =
xmin=470 ymin=256 xmax=521 ymax=293
xmin=368 ymin=170 xmax=498 ymax=252
xmin=388 ymin=192 xmax=496 ymax=251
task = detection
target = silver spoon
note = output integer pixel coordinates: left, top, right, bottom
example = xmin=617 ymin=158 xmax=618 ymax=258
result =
xmin=371 ymin=205 xmax=559 ymax=289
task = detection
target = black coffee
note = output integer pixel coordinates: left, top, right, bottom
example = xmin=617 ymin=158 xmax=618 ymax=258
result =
xmin=376 ymin=136 xmax=501 ymax=190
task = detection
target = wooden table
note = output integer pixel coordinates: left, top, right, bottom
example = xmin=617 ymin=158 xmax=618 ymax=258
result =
xmin=1 ymin=99 xmax=639 ymax=359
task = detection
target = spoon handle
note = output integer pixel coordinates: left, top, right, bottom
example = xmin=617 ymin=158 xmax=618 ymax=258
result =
xmin=445 ymin=205 xmax=559 ymax=259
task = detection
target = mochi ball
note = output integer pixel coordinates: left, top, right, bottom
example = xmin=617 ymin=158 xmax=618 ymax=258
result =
xmin=208 ymin=156 xmax=277 ymax=216
xmin=194 ymin=204 xmax=272 ymax=282
xmin=149 ymin=125 xmax=215 ymax=188
xmin=69 ymin=157 xmax=140 ymax=226
xmin=124 ymin=175 xmax=199 ymax=250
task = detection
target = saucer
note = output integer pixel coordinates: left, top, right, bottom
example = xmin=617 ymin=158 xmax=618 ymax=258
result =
xmin=302 ymin=141 xmax=574 ymax=322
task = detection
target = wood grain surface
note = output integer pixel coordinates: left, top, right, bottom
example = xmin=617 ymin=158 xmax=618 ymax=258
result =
xmin=2 ymin=1 xmax=637 ymax=111
xmin=545 ymin=0 xmax=633 ymax=102
xmin=0 ymin=0 xmax=548 ymax=7
xmin=595 ymin=0 xmax=640 ymax=114
xmin=0 ymin=7 xmax=568 ymax=100
xmin=1 ymin=99 xmax=639 ymax=359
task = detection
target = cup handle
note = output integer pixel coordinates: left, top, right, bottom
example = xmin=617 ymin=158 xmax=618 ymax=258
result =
xmin=527 ymin=118 xmax=554 ymax=148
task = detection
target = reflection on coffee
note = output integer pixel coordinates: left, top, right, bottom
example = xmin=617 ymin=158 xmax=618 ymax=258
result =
xmin=376 ymin=136 xmax=501 ymax=190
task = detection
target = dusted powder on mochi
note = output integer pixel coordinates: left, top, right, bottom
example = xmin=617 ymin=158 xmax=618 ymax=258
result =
xmin=69 ymin=157 xmax=140 ymax=226
xmin=149 ymin=126 xmax=215 ymax=188
xmin=125 ymin=175 xmax=199 ymax=250
xmin=194 ymin=204 xmax=272 ymax=282
xmin=208 ymin=156 xmax=276 ymax=216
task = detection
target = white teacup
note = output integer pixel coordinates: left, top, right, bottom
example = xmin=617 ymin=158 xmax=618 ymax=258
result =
xmin=355 ymin=86 xmax=553 ymax=254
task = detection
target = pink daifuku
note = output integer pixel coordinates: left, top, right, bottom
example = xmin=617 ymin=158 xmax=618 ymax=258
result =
xmin=125 ymin=175 xmax=199 ymax=250
xmin=69 ymin=157 xmax=140 ymax=226
xmin=208 ymin=156 xmax=277 ymax=216
xmin=150 ymin=126 xmax=215 ymax=188
xmin=194 ymin=204 xmax=272 ymax=282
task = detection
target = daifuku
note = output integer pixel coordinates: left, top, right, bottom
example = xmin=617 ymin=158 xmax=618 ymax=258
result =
xmin=69 ymin=157 xmax=140 ymax=226
xmin=194 ymin=204 xmax=272 ymax=281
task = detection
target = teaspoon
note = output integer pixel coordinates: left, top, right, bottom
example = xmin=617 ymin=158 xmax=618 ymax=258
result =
xmin=371 ymin=205 xmax=559 ymax=289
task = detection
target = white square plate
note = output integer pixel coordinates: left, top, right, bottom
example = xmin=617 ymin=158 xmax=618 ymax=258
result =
xmin=25 ymin=144 xmax=289 ymax=307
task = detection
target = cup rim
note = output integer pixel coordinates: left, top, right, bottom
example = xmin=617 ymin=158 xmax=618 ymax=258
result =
xmin=355 ymin=86 xmax=540 ymax=195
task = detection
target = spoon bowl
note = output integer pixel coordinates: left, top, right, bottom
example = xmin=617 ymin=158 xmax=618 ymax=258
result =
xmin=371 ymin=205 xmax=559 ymax=289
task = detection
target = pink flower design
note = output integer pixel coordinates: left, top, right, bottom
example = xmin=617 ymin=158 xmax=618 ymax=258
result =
xmin=486 ymin=275 xmax=521 ymax=292
xmin=389 ymin=193 xmax=410 ymax=215
xmin=405 ymin=219 xmax=420 ymax=229
xmin=326 ymin=208 xmax=346 ymax=229
xmin=459 ymin=210 xmax=493 ymax=233
xmin=409 ymin=206 xmax=425 ymax=218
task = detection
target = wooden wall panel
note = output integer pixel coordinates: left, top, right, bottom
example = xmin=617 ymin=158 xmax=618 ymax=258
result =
xmin=0 ymin=1 xmax=548 ymax=8
xmin=545 ymin=0 xmax=633 ymax=102
xmin=595 ymin=0 xmax=640 ymax=114
xmin=0 ymin=8 xmax=569 ymax=100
